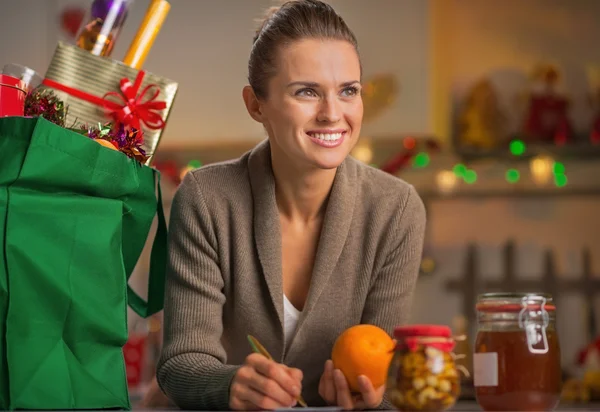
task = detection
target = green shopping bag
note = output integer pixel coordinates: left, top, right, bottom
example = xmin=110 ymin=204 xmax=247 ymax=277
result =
xmin=0 ymin=116 xmax=167 ymax=410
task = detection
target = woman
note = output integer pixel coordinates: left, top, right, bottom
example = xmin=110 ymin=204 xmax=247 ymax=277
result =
xmin=156 ymin=0 xmax=426 ymax=410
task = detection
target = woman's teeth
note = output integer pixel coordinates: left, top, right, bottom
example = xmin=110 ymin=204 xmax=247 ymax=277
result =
xmin=310 ymin=132 xmax=343 ymax=141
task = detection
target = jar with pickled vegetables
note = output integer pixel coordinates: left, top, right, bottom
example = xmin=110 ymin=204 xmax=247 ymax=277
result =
xmin=474 ymin=293 xmax=561 ymax=411
xmin=386 ymin=325 xmax=463 ymax=411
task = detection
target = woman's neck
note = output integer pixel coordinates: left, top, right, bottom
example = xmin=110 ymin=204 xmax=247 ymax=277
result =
xmin=271 ymin=153 xmax=337 ymax=224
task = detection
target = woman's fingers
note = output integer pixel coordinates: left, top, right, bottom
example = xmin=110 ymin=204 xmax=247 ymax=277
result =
xmin=319 ymin=359 xmax=337 ymax=405
xmin=356 ymin=375 xmax=382 ymax=409
xmin=246 ymin=354 xmax=300 ymax=404
xmin=333 ymin=368 xmax=354 ymax=410
xmin=250 ymin=355 xmax=301 ymax=396
xmin=229 ymin=354 xmax=303 ymax=410
xmin=236 ymin=383 xmax=292 ymax=410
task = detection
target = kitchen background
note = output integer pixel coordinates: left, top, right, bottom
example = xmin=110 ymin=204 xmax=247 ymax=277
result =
xmin=2 ymin=0 xmax=599 ymax=404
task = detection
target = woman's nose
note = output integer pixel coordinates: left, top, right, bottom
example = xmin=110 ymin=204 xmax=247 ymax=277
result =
xmin=316 ymin=97 xmax=341 ymax=123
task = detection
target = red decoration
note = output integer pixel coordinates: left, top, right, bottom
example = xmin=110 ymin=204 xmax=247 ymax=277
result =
xmin=60 ymin=7 xmax=85 ymax=38
xmin=380 ymin=152 xmax=414 ymax=174
xmin=380 ymin=138 xmax=440 ymax=175
xmin=102 ymin=72 xmax=167 ymax=132
xmin=592 ymin=117 xmax=600 ymax=144
xmin=522 ymin=65 xmax=573 ymax=144
xmin=591 ymin=88 xmax=600 ymax=144
xmin=577 ymin=337 xmax=600 ymax=366
xmin=152 ymin=160 xmax=181 ymax=185
xmin=123 ymin=334 xmax=147 ymax=389
xmin=42 ymin=71 xmax=167 ymax=136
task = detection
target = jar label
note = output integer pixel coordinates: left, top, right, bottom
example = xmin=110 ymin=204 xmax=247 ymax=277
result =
xmin=473 ymin=352 xmax=498 ymax=387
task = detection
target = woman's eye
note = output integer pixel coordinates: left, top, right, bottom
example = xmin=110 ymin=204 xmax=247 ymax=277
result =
xmin=296 ymin=88 xmax=317 ymax=97
xmin=341 ymin=86 xmax=360 ymax=97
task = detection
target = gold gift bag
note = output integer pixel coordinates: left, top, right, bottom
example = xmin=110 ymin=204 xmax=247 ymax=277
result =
xmin=41 ymin=41 xmax=178 ymax=162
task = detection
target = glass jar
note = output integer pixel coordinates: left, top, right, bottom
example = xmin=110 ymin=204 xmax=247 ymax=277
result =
xmin=75 ymin=0 xmax=134 ymax=57
xmin=386 ymin=325 xmax=461 ymax=411
xmin=474 ymin=293 xmax=561 ymax=411
xmin=1 ymin=64 xmax=42 ymax=91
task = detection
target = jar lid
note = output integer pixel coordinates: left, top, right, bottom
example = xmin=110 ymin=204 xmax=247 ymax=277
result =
xmin=476 ymin=292 xmax=556 ymax=313
xmin=394 ymin=324 xmax=452 ymax=339
xmin=476 ymin=302 xmax=556 ymax=312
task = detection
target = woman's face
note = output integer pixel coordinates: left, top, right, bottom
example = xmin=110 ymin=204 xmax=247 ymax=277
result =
xmin=249 ymin=39 xmax=363 ymax=171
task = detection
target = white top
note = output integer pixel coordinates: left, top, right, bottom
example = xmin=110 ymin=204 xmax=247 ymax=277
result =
xmin=283 ymin=294 xmax=301 ymax=347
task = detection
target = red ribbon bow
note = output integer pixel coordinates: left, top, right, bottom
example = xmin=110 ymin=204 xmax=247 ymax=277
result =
xmin=102 ymin=72 xmax=167 ymax=132
xmin=42 ymin=71 xmax=167 ymax=134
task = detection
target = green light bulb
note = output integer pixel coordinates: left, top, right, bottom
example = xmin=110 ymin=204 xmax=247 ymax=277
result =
xmin=509 ymin=140 xmax=526 ymax=156
xmin=413 ymin=152 xmax=430 ymax=168
xmin=453 ymin=163 xmax=467 ymax=177
xmin=464 ymin=169 xmax=477 ymax=184
xmin=553 ymin=161 xmax=565 ymax=175
xmin=555 ymin=174 xmax=568 ymax=187
xmin=506 ymin=169 xmax=520 ymax=183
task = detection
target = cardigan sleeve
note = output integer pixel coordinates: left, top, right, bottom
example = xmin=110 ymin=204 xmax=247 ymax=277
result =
xmin=156 ymin=172 xmax=240 ymax=410
xmin=360 ymin=185 xmax=426 ymax=409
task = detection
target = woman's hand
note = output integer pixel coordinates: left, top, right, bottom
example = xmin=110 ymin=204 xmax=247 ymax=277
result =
xmin=318 ymin=359 xmax=385 ymax=410
xmin=229 ymin=353 xmax=303 ymax=410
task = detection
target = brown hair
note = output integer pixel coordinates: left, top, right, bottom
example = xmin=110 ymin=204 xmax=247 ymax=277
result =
xmin=249 ymin=0 xmax=360 ymax=99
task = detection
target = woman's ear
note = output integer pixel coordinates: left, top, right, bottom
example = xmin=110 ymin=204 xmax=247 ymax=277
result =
xmin=242 ymin=85 xmax=264 ymax=123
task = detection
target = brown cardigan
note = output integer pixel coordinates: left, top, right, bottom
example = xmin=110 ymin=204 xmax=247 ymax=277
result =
xmin=156 ymin=140 xmax=426 ymax=410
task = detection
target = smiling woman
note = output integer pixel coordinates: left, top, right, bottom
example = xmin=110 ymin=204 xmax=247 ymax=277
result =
xmin=156 ymin=1 xmax=427 ymax=411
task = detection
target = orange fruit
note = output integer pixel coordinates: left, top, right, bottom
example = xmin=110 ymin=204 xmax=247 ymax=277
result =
xmin=95 ymin=139 xmax=118 ymax=151
xmin=331 ymin=324 xmax=395 ymax=392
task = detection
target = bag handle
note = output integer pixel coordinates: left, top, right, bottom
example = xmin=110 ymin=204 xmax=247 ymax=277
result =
xmin=127 ymin=169 xmax=167 ymax=318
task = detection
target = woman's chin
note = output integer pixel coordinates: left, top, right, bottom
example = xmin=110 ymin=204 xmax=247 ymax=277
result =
xmin=309 ymin=153 xmax=348 ymax=170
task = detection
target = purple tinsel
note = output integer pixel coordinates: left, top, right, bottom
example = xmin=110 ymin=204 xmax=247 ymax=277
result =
xmin=91 ymin=0 xmax=130 ymax=22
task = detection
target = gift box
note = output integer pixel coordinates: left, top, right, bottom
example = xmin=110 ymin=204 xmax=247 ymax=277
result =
xmin=41 ymin=41 xmax=178 ymax=163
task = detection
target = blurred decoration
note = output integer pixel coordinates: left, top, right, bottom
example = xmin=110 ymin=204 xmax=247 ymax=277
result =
xmin=452 ymin=163 xmax=477 ymax=185
xmin=457 ymin=78 xmax=507 ymax=150
xmin=586 ymin=65 xmax=600 ymax=144
xmin=351 ymin=139 xmax=374 ymax=164
xmin=509 ymin=139 xmax=526 ymax=156
xmin=152 ymin=159 xmax=180 ymax=185
xmin=563 ymin=338 xmax=600 ymax=403
xmin=60 ymin=6 xmax=86 ymax=38
xmin=436 ymin=170 xmax=459 ymax=194
xmin=553 ymin=161 xmax=568 ymax=188
xmin=522 ymin=63 xmax=572 ymax=145
xmin=529 ymin=154 xmax=554 ymax=185
xmin=505 ymin=168 xmax=520 ymax=184
xmin=361 ymin=73 xmax=399 ymax=123
xmin=419 ymin=256 xmax=436 ymax=274
xmin=380 ymin=137 xmax=440 ymax=175
xmin=178 ymin=159 xmax=202 ymax=181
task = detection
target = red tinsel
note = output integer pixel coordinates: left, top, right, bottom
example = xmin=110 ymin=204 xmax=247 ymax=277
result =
xmin=380 ymin=138 xmax=441 ymax=175
xmin=24 ymin=88 xmax=67 ymax=127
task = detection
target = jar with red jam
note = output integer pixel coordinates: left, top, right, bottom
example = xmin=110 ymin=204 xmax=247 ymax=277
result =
xmin=386 ymin=325 xmax=461 ymax=411
xmin=474 ymin=293 xmax=561 ymax=411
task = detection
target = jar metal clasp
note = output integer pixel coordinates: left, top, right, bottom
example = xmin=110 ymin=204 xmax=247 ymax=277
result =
xmin=518 ymin=295 xmax=550 ymax=354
